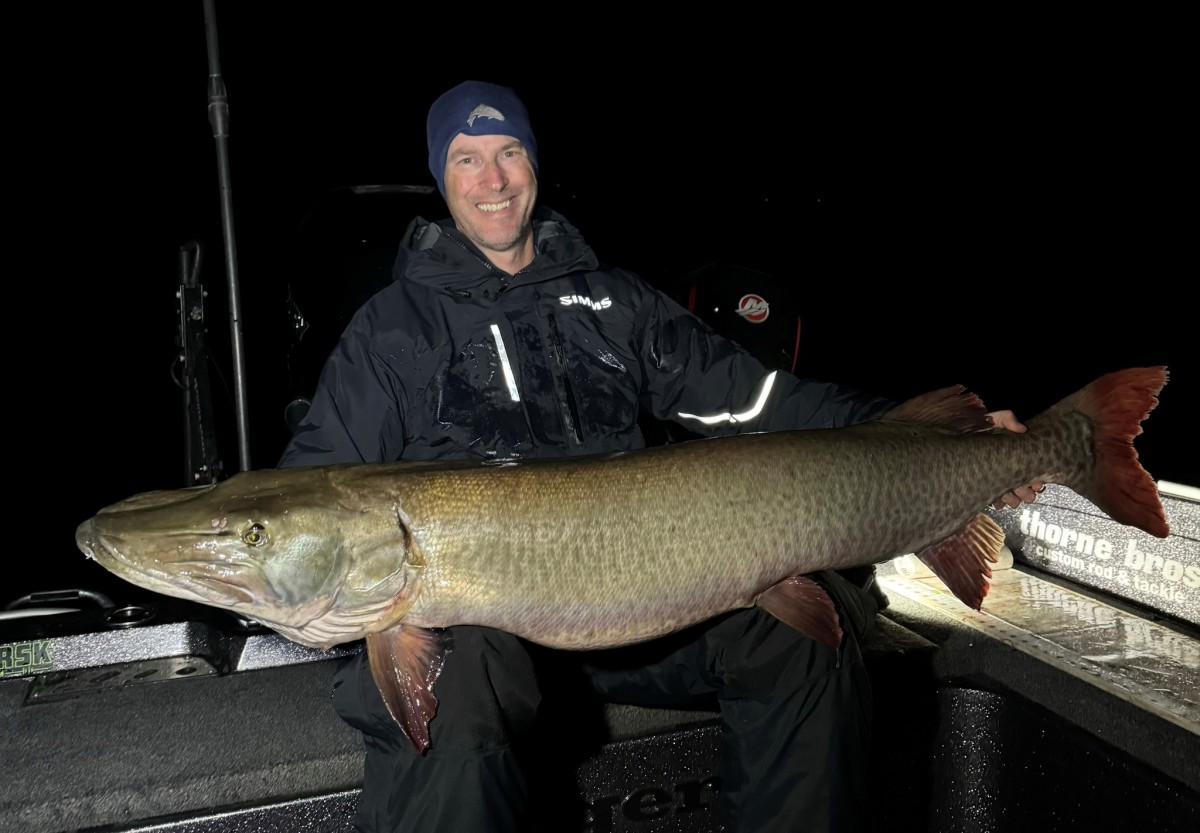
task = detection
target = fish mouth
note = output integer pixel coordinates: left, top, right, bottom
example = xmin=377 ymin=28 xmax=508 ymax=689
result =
xmin=76 ymin=520 xmax=255 ymax=607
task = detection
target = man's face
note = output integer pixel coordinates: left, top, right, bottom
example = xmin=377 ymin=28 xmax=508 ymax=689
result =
xmin=443 ymin=132 xmax=538 ymax=261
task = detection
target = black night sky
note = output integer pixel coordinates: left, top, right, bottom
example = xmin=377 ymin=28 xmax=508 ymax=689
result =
xmin=15 ymin=5 xmax=1194 ymax=604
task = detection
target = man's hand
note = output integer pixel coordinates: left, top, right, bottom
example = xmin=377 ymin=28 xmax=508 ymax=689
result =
xmin=987 ymin=410 xmax=1046 ymax=509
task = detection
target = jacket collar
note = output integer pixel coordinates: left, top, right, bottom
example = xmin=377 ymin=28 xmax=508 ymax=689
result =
xmin=392 ymin=206 xmax=600 ymax=290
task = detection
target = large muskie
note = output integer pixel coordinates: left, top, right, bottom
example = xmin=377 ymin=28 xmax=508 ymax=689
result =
xmin=76 ymin=366 xmax=1171 ymax=752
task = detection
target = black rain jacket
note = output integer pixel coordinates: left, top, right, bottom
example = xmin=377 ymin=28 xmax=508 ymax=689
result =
xmin=279 ymin=206 xmax=895 ymax=469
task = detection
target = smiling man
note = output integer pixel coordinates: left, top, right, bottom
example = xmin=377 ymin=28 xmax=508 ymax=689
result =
xmin=428 ymin=83 xmax=539 ymax=272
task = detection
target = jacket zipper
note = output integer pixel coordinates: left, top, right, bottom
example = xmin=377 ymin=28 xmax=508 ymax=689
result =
xmin=438 ymin=228 xmax=584 ymax=439
xmin=545 ymin=313 xmax=584 ymax=445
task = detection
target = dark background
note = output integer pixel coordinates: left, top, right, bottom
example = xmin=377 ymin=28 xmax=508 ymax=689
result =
xmin=12 ymin=5 xmax=1194 ymax=605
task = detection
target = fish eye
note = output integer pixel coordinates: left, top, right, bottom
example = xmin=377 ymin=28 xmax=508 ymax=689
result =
xmin=243 ymin=522 xmax=269 ymax=547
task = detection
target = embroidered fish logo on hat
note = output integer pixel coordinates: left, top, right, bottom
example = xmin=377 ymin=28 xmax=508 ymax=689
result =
xmin=467 ymin=104 xmax=506 ymax=127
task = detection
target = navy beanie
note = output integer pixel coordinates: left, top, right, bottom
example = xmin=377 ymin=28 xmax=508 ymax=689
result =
xmin=426 ymin=80 xmax=539 ymax=198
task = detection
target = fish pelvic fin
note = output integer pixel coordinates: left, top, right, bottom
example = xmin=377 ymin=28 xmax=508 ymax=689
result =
xmin=882 ymin=384 xmax=993 ymax=433
xmin=916 ymin=513 xmax=1006 ymax=610
xmin=1061 ymin=366 xmax=1170 ymax=539
xmin=756 ymin=575 xmax=843 ymax=650
xmin=366 ymin=625 xmax=453 ymax=755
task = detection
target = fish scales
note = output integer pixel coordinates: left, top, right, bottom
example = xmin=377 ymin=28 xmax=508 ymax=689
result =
xmin=285 ymin=412 xmax=1074 ymax=650
xmin=395 ymin=435 xmax=809 ymax=648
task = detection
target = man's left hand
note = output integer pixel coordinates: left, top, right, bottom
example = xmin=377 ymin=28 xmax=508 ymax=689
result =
xmin=987 ymin=410 xmax=1046 ymax=509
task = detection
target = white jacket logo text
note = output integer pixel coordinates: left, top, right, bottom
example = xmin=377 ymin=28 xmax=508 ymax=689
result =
xmin=559 ymin=294 xmax=612 ymax=310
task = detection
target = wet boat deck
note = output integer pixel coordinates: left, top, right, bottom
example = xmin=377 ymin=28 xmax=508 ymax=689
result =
xmin=876 ymin=559 xmax=1199 ymax=793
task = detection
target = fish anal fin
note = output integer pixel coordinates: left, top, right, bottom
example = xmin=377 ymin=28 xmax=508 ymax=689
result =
xmin=883 ymin=384 xmax=993 ymax=433
xmin=916 ymin=513 xmax=1006 ymax=611
xmin=366 ymin=625 xmax=453 ymax=755
xmin=756 ymin=575 xmax=843 ymax=650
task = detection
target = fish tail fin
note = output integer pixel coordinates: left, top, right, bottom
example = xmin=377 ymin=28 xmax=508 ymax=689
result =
xmin=1058 ymin=366 xmax=1170 ymax=539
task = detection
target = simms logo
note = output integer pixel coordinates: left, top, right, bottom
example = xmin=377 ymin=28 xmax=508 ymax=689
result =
xmin=736 ymin=294 xmax=769 ymax=323
xmin=559 ymin=294 xmax=612 ymax=311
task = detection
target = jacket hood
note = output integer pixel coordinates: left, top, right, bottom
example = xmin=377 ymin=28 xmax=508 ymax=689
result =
xmin=391 ymin=205 xmax=600 ymax=290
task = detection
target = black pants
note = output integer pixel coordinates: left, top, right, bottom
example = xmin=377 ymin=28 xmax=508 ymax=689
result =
xmin=331 ymin=587 xmax=874 ymax=833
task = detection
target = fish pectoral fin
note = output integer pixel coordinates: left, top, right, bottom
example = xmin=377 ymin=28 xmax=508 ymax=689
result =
xmin=916 ymin=513 xmax=1006 ymax=611
xmin=366 ymin=625 xmax=453 ymax=755
xmin=756 ymin=575 xmax=843 ymax=650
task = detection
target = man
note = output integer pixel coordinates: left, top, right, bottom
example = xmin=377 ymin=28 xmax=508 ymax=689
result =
xmin=279 ymin=80 xmax=1041 ymax=832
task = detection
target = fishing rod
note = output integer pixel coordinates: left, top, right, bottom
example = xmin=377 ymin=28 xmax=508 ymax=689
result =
xmin=202 ymin=0 xmax=251 ymax=473
xmin=176 ymin=240 xmax=224 ymax=486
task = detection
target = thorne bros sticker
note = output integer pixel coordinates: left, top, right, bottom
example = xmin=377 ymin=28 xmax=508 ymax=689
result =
xmin=998 ymin=495 xmax=1199 ymax=627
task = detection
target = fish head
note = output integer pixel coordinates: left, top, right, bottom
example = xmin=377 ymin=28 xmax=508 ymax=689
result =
xmin=74 ymin=467 xmax=421 ymax=649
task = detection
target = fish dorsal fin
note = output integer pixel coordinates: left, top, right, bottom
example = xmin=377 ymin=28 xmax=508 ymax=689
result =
xmin=915 ymin=513 xmax=1006 ymax=610
xmin=756 ymin=575 xmax=843 ymax=649
xmin=882 ymin=385 xmax=993 ymax=433
xmin=366 ymin=625 xmax=453 ymax=754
